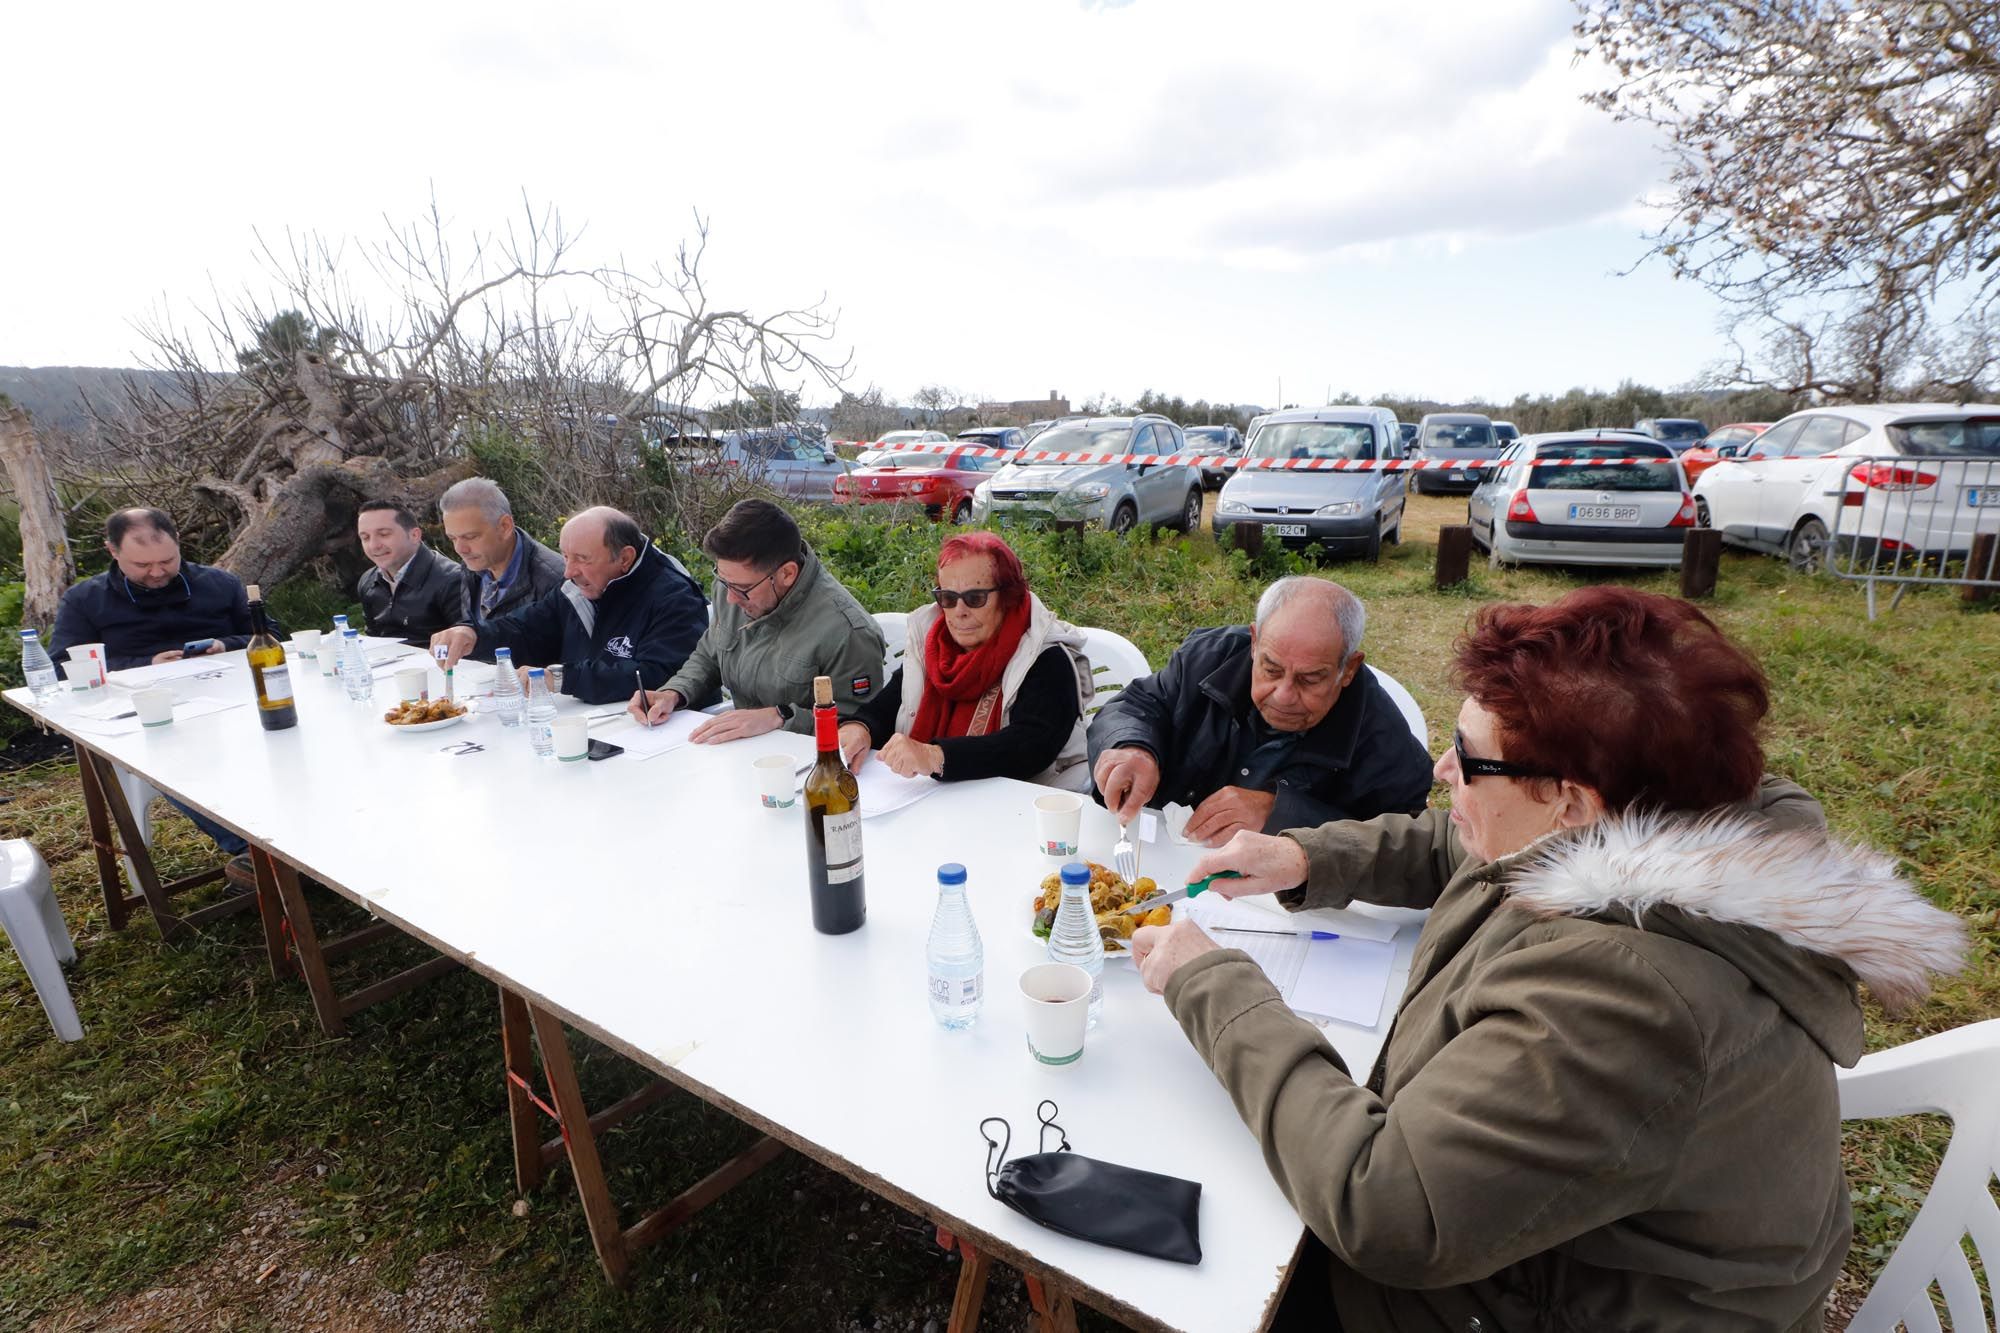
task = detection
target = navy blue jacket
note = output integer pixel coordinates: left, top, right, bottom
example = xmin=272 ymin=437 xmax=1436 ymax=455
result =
xmin=1086 ymin=625 xmax=1434 ymax=833
xmin=473 ymin=543 xmax=708 ymax=705
xmin=50 ymin=561 xmax=255 ymax=671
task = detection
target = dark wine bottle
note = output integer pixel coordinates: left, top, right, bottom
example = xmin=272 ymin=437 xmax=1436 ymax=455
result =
xmin=244 ymin=584 xmax=297 ymax=731
xmin=803 ymin=674 xmax=865 ymax=934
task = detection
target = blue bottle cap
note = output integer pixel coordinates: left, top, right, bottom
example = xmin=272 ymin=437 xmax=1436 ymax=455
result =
xmin=342 ymin=627 xmax=359 ymax=638
xmin=937 ymin=863 xmax=966 ymax=886
xmin=1059 ymin=861 xmax=1090 ymax=885
xmin=528 ymin=667 xmax=544 ymax=679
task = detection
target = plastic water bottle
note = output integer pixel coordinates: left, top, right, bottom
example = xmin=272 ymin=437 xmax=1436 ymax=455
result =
xmin=525 ymin=667 xmax=556 ymax=756
xmin=1047 ymin=861 xmax=1106 ymax=1029
xmin=491 ymin=647 xmax=523 ymax=728
xmin=340 ymin=628 xmax=373 ymax=702
xmin=20 ymin=630 xmax=60 ymax=705
xmin=330 ymin=615 xmax=351 ymax=676
xmin=927 ymin=863 xmax=984 ymax=1029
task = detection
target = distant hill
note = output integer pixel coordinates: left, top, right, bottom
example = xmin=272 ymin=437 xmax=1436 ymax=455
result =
xmin=0 ymin=366 xmax=199 ymax=435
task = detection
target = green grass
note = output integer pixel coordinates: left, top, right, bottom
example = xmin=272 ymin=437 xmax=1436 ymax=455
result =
xmin=2 ymin=495 xmax=1995 ymax=1328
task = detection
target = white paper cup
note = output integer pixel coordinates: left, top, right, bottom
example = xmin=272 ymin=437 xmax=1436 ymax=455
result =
xmin=554 ymin=716 xmax=590 ymax=762
xmin=66 ymin=645 xmax=107 ymax=687
xmin=292 ymin=629 xmax=321 ymax=660
xmin=133 ymin=688 xmax=175 ymax=728
xmin=395 ymin=667 xmax=428 ymax=703
xmin=1033 ymin=792 xmax=1083 ymax=859
xmin=1020 ymin=963 xmax=1091 ymax=1066
xmin=754 ymin=753 xmax=798 ymax=810
xmin=318 ymin=641 xmax=340 ymax=676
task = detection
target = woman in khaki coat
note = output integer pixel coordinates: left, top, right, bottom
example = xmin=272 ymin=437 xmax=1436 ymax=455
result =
xmin=1133 ymin=586 xmax=1965 ymax=1332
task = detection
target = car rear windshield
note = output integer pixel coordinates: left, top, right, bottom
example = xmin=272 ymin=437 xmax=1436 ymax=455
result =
xmin=1248 ymin=421 xmax=1376 ymax=461
xmin=1653 ymin=420 xmax=1707 ymax=441
xmin=1423 ymin=423 xmax=1493 ymax=449
xmin=1185 ymin=427 xmax=1230 ymax=443
xmin=1528 ymin=444 xmax=1679 ymax=491
xmin=1028 ymin=424 xmax=1133 ymax=456
xmin=1887 ymin=417 xmax=2000 ymax=457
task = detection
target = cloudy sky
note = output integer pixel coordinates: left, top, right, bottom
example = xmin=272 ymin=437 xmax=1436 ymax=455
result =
xmin=1 ymin=0 xmax=1728 ymax=406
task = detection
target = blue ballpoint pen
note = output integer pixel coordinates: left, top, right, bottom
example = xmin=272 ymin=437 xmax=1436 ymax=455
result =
xmin=1210 ymin=925 xmax=1341 ymax=941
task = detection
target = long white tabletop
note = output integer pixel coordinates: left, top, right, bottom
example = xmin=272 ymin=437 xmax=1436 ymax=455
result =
xmin=6 ymin=647 xmax=1420 ymax=1333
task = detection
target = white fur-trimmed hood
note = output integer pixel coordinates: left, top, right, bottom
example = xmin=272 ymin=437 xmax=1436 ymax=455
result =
xmin=1504 ymin=809 xmax=1967 ymax=1013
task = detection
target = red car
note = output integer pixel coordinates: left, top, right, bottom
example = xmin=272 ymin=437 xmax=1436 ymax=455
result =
xmin=1679 ymin=423 xmax=1772 ymax=482
xmin=830 ymin=448 xmax=1005 ymax=522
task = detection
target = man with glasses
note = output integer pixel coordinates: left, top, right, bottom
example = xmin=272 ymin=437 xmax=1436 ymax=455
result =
xmin=1089 ymin=575 xmax=1432 ymax=846
xmin=628 ymin=498 xmax=884 ymax=742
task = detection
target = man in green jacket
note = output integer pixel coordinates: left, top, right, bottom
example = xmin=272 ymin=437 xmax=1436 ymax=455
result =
xmin=630 ymin=498 xmax=884 ymax=742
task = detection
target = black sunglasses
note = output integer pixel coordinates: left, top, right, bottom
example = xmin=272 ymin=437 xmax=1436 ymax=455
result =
xmin=1452 ymin=728 xmax=1558 ymax=783
xmin=932 ymin=586 xmax=999 ymax=609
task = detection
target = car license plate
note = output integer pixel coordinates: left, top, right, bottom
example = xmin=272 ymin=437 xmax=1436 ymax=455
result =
xmin=1966 ymin=489 xmax=2000 ymax=508
xmin=1569 ymin=504 xmax=1641 ymax=523
xmin=1271 ymin=523 xmax=1309 ymax=537
xmin=1449 ymin=471 xmax=1467 ymax=481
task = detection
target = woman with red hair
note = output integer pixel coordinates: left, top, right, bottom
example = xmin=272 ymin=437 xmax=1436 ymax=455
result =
xmin=1131 ymin=586 xmax=1964 ymax=1331
xmin=839 ymin=532 xmax=1093 ymax=788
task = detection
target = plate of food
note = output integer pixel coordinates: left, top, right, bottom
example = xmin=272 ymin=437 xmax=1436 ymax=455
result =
xmin=1028 ymin=861 xmax=1170 ymax=957
xmin=383 ymin=699 xmax=470 ymax=732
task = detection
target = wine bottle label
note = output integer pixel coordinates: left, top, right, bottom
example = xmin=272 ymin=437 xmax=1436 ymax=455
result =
xmin=262 ymin=666 xmax=293 ymax=701
xmin=823 ymin=810 xmax=863 ymax=884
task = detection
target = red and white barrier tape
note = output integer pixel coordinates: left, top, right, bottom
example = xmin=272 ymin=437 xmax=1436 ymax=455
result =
xmin=845 ymin=439 xmax=1717 ymax=472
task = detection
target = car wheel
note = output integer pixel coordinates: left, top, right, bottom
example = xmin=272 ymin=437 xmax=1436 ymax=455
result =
xmin=1109 ymin=502 xmax=1137 ymax=536
xmin=1694 ymin=496 xmax=1712 ymax=529
xmin=951 ymin=499 xmax=972 ymax=524
xmin=1364 ymin=519 xmax=1383 ymax=562
xmin=1788 ymin=517 xmax=1831 ymax=574
xmin=1178 ymin=490 xmax=1202 ymax=533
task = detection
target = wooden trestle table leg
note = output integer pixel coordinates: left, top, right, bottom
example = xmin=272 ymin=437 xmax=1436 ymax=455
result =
xmin=73 ymin=745 xmax=236 ymax=938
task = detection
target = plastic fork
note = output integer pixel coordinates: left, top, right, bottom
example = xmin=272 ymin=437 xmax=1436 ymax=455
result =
xmin=1113 ymin=820 xmax=1139 ymax=882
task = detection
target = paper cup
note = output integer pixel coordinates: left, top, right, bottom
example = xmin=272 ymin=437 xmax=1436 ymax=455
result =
xmin=1020 ymin=963 xmax=1092 ymax=1066
xmin=554 ymin=716 xmax=589 ymax=762
xmin=66 ymin=645 xmax=106 ymax=687
xmin=318 ymin=640 xmax=340 ymax=676
xmin=133 ymin=688 xmax=175 ymax=728
xmin=754 ymin=754 xmax=798 ymax=810
xmin=1033 ymin=792 xmax=1083 ymax=859
xmin=292 ymin=629 xmax=321 ymax=660
xmin=395 ymin=667 xmax=428 ymax=704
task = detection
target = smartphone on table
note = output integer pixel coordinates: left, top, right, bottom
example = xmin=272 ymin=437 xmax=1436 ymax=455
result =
xmin=586 ymin=739 xmax=625 ymax=761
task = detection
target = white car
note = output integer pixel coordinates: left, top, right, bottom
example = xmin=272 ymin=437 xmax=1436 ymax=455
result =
xmin=1467 ymin=434 xmax=1695 ymax=568
xmin=856 ymin=429 xmax=951 ymax=467
xmin=1692 ymin=404 xmax=2000 ymax=572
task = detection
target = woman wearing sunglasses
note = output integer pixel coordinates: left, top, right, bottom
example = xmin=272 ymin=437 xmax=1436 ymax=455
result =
xmin=1130 ymin=586 xmax=1964 ymax=1332
xmin=838 ymin=532 xmax=1093 ymax=789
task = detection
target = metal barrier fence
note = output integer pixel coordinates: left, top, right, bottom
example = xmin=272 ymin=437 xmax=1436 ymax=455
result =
xmin=1826 ymin=455 xmax=2000 ymax=619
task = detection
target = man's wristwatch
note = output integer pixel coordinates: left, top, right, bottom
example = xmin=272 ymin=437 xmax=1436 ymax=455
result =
xmin=775 ymin=702 xmax=795 ymax=723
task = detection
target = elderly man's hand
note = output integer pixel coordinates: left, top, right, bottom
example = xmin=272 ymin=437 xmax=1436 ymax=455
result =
xmin=838 ymin=721 xmax=872 ymax=770
xmin=1131 ymin=919 xmax=1223 ymax=995
xmin=430 ymin=625 xmax=477 ymax=669
xmin=690 ymin=706 xmax=784 ymax=745
xmin=1184 ymin=786 xmax=1276 ymax=846
xmin=878 ymin=733 xmax=943 ymax=779
xmin=628 ymin=687 xmax=681 ymax=726
xmin=1092 ymin=747 xmax=1160 ymax=825
xmin=1187 ymin=830 xmax=1310 ymax=899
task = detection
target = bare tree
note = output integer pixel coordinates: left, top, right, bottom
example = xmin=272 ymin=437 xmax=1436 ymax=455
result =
xmin=0 ymin=398 xmax=77 ymax=630
xmin=911 ymin=384 xmax=963 ymax=428
xmin=86 ymin=201 xmax=847 ymax=589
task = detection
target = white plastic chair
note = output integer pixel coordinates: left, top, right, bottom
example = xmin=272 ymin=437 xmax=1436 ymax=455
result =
xmin=1836 ymin=1019 xmax=2000 ymax=1332
xmin=1367 ymin=666 xmax=1429 ymax=749
xmin=874 ymin=610 xmax=908 ymax=684
xmin=1076 ymin=626 xmax=1151 ymax=716
xmin=0 ymin=839 xmax=84 ymax=1041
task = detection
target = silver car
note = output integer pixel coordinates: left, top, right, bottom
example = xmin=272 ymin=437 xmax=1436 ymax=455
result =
xmin=1467 ymin=433 xmax=1694 ymax=568
xmin=970 ymin=414 xmax=1205 ymax=535
xmin=1211 ymin=407 xmax=1407 ymax=560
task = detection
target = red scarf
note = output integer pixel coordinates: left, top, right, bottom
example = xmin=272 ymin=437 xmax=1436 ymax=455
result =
xmin=908 ymin=597 xmax=1033 ymax=743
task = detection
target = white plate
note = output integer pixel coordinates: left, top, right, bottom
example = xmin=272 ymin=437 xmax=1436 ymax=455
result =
xmin=384 ymin=710 xmax=471 ymax=734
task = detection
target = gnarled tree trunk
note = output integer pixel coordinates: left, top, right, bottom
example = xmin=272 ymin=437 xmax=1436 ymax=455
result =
xmin=0 ymin=399 xmax=76 ymax=631
xmin=216 ymin=455 xmax=475 ymax=591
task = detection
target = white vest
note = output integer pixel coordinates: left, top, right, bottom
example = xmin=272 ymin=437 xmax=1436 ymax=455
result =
xmin=897 ymin=594 xmax=1093 ymax=792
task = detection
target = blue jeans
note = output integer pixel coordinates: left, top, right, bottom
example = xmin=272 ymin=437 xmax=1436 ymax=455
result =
xmin=166 ymin=796 xmax=249 ymax=856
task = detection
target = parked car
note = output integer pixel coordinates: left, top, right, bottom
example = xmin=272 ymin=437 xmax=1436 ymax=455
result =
xmin=1493 ymin=420 xmax=1521 ymax=445
xmin=1633 ymin=417 xmax=1709 ymax=451
xmin=1183 ymin=423 xmax=1246 ymax=489
xmin=1692 ymin=404 xmax=2000 ymax=571
xmin=711 ymin=425 xmax=853 ymax=500
xmin=1679 ymin=423 xmax=1772 ymax=483
xmin=1396 ymin=421 xmax=1419 ymax=449
xmin=1412 ymin=413 xmax=1498 ymax=494
xmin=954 ymin=426 xmax=1027 ymax=454
xmin=970 ymin=414 xmax=1203 ymax=535
xmin=1022 ymin=419 xmax=1057 ymax=441
xmin=1212 ymin=407 xmax=1407 ymax=560
xmin=856 ymin=429 xmax=951 ymax=466
xmin=1468 ymin=434 xmax=1695 ymax=569
xmin=831 ymin=448 xmax=1005 ymax=522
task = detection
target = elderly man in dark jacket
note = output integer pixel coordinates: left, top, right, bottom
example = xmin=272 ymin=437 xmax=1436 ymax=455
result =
xmin=432 ymin=506 xmax=707 ymax=706
xmin=438 ymin=477 xmax=566 ymax=630
xmin=50 ymin=507 xmax=254 ymax=670
xmin=1089 ymin=577 xmax=1432 ymax=844
xmin=354 ymin=499 xmax=465 ymax=646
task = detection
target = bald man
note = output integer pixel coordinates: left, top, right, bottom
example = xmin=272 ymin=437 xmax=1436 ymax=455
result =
xmin=1088 ymin=575 xmax=1433 ymax=846
xmin=431 ymin=507 xmax=707 ymax=705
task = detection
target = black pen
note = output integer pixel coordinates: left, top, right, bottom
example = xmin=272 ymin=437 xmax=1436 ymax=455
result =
xmin=635 ymin=668 xmax=653 ymax=728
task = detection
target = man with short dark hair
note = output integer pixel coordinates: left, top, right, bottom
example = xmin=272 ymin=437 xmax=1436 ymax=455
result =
xmin=431 ymin=506 xmax=707 ymax=705
xmin=355 ymin=499 xmax=465 ymax=646
xmin=51 ymin=508 xmax=254 ymax=670
xmin=629 ymin=498 xmax=884 ymax=743
xmin=437 ymin=477 xmax=564 ymax=629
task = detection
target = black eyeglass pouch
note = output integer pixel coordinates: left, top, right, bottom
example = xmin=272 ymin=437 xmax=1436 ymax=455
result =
xmin=980 ymin=1100 xmax=1203 ymax=1265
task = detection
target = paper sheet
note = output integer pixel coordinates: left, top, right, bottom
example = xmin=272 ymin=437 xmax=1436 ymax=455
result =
xmin=107 ymin=656 xmax=242 ymax=687
xmin=591 ymin=709 xmax=704 ymax=759
xmin=855 ymin=763 xmax=939 ymax=819
xmin=1186 ymin=896 xmax=1397 ymax=1027
xmin=61 ymin=695 xmax=244 ymax=737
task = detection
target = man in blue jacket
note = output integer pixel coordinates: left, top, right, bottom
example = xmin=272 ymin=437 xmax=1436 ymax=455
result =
xmin=50 ymin=508 xmax=254 ymax=670
xmin=431 ymin=506 xmax=708 ymax=706
xmin=1088 ymin=576 xmax=1432 ymax=846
